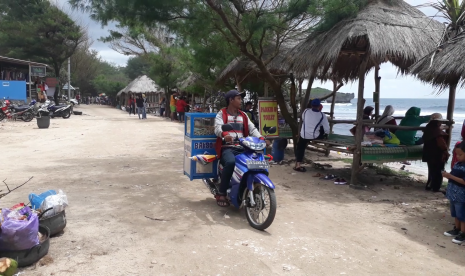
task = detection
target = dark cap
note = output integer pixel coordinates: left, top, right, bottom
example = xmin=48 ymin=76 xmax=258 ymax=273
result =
xmin=224 ymin=90 xmax=245 ymax=102
xmin=311 ymin=98 xmax=321 ymax=106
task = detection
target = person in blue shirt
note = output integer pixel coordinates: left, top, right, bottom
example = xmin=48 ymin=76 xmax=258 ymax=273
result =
xmin=442 ymin=142 xmax=465 ymax=244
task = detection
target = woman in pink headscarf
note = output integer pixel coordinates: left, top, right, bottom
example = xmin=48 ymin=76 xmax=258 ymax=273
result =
xmin=451 ymin=120 xmax=465 ymax=169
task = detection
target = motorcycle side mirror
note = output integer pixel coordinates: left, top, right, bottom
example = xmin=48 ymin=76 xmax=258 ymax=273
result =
xmin=267 ymin=127 xmax=277 ymax=134
xmin=221 ymin=124 xmax=234 ymax=132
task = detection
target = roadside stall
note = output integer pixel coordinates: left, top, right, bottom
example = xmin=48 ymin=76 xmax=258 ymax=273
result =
xmin=183 ymin=113 xmax=218 ymax=181
xmin=0 ymin=56 xmax=49 ymax=103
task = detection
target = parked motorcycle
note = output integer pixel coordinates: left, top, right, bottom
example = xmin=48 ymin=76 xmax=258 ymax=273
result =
xmin=198 ymin=124 xmax=277 ymax=231
xmin=48 ymin=104 xmax=72 ymax=119
xmin=9 ymin=100 xmax=38 ymax=122
xmin=0 ymin=99 xmax=11 ymax=122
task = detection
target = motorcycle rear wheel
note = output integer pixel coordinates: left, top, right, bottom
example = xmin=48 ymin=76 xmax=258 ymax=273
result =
xmin=22 ymin=112 xmax=34 ymax=122
xmin=62 ymin=109 xmax=71 ymax=119
xmin=0 ymin=112 xmax=5 ymax=122
xmin=245 ymin=185 xmax=276 ymax=231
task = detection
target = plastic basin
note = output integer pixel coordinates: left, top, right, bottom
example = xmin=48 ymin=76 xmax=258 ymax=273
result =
xmin=36 ymin=116 xmax=50 ymax=129
xmin=0 ymin=225 xmax=50 ymax=267
xmin=39 ymin=210 xmax=66 ymax=236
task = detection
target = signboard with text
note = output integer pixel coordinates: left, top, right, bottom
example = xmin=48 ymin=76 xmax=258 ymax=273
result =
xmin=258 ymin=100 xmax=279 ymax=137
xmin=31 ymin=66 xmax=46 ymax=77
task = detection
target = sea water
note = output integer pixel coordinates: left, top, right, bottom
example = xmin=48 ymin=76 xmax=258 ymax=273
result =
xmin=326 ymin=98 xmax=465 ymax=170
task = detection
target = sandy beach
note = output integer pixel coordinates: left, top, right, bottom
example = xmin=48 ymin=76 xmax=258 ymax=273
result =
xmin=0 ymin=105 xmax=463 ymax=275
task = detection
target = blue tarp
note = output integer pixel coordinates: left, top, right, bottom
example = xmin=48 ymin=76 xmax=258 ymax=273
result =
xmin=0 ymin=80 xmax=26 ymax=101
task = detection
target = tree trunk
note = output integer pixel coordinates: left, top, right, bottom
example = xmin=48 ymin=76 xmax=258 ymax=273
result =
xmin=302 ymin=75 xmax=315 ymax=112
xmin=446 ymin=80 xmax=458 ymax=148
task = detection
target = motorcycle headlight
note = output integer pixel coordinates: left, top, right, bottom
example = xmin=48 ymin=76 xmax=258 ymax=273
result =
xmin=242 ymin=140 xmax=266 ymax=151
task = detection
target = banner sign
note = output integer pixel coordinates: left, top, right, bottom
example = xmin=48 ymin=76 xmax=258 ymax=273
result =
xmin=258 ymin=100 xmax=279 ymax=137
xmin=31 ymin=66 xmax=46 ymax=77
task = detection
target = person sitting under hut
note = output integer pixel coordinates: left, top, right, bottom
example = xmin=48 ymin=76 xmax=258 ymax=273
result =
xmin=294 ymin=99 xmax=329 ymax=172
xmin=350 ymin=106 xmax=374 ymax=136
xmin=375 ymin=105 xmax=397 ymax=133
xmin=395 ymin=107 xmax=432 ymax=145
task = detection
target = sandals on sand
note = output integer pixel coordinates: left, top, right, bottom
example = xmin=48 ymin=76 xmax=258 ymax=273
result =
xmin=334 ymin=178 xmax=348 ymax=185
xmin=215 ymin=194 xmax=230 ymax=207
xmin=320 ymin=174 xmax=336 ymax=180
xmin=293 ymin=167 xmax=307 ymax=172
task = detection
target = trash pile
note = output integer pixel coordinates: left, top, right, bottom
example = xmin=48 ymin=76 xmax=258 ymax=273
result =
xmin=0 ymin=188 xmax=68 ymax=271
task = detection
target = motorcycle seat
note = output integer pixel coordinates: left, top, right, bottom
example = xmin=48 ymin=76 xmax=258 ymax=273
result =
xmin=11 ymin=106 xmax=30 ymax=112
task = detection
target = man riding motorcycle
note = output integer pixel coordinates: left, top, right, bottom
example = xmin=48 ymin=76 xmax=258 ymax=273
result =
xmin=214 ymin=90 xmax=263 ymax=207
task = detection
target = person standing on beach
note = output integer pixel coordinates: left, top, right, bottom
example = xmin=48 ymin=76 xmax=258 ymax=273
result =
xmin=159 ymin=97 xmax=166 ymax=117
xmin=422 ymin=113 xmax=449 ymax=192
xmin=128 ymin=95 xmax=136 ymax=116
xmin=176 ymin=96 xmax=188 ymax=123
xmin=451 ymin=120 xmax=465 ymax=169
xmin=136 ymin=94 xmax=145 ymax=119
xmin=170 ymin=92 xmax=178 ymax=121
xmin=395 ymin=107 xmax=431 ymax=145
xmin=442 ymin=142 xmax=465 ymax=244
xmin=142 ymin=94 xmax=148 ymax=119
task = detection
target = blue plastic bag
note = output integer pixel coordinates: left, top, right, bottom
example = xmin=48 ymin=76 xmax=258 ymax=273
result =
xmin=0 ymin=206 xmax=40 ymax=251
xmin=29 ymin=190 xmax=56 ymax=210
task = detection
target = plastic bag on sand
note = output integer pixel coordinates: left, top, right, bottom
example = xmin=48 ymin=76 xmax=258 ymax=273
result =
xmin=0 ymin=206 xmax=39 ymax=251
xmin=39 ymin=190 xmax=68 ymax=219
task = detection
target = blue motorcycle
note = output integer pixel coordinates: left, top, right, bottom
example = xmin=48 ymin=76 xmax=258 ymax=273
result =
xmin=202 ymin=124 xmax=277 ymax=231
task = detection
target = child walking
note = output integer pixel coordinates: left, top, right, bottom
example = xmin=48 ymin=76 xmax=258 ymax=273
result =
xmin=443 ymin=142 xmax=465 ymax=244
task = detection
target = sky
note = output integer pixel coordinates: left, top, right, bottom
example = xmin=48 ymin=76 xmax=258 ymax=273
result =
xmin=56 ymin=0 xmax=464 ymax=99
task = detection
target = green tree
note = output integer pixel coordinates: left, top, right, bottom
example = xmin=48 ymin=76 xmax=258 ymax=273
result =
xmin=70 ymin=0 xmax=366 ymax=144
xmin=0 ymin=0 xmax=85 ymax=104
xmin=125 ymin=55 xmax=154 ymax=80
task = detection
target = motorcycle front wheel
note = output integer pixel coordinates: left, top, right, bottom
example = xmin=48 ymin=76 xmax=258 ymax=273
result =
xmin=0 ymin=112 xmax=5 ymax=122
xmin=245 ymin=185 xmax=276 ymax=231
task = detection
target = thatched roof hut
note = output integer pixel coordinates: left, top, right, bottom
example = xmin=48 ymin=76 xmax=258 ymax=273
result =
xmin=288 ymin=0 xmax=444 ymax=186
xmin=290 ymin=0 xmax=444 ymax=81
xmin=116 ymin=75 xmax=164 ymax=107
xmin=119 ymin=75 xmax=163 ymax=94
xmin=410 ymin=32 xmax=465 ymax=88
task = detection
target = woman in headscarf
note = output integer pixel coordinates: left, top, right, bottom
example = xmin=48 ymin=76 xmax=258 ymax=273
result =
xmin=395 ymin=107 xmax=431 ymax=145
xmin=451 ymin=120 xmax=465 ymax=169
xmin=422 ymin=113 xmax=449 ymax=192
xmin=375 ymin=105 xmax=397 ymax=133
xmin=350 ymin=106 xmax=374 ymax=135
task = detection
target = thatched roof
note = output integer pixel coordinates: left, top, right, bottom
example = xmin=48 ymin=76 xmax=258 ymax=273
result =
xmin=289 ymin=0 xmax=444 ymax=81
xmin=217 ymin=46 xmax=295 ymax=85
xmin=410 ymin=31 xmax=465 ymax=88
xmin=116 ymin=75 xmax=163 ymax=96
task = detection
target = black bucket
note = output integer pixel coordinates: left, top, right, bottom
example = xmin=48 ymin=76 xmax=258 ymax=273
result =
xmin=0 ymin=225 xmax=50 ymax=267
xmin=39 ymin=209 xmax=66 ymax=236
xmin=36 ymin=116 xmax=50 ymax=129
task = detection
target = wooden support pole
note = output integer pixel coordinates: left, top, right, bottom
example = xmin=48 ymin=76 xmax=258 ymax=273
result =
xmin=329 ymin=80 xmax=337 ymax=135
xmin=446 ymin=80 xmax=458 ymax=148
xmin=374 ymin=65 xmax=381 ymax=119
xmin=350 ymin=55 xmax=369 ymax=186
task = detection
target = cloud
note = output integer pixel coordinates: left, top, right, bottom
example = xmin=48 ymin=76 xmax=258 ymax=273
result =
xmin=53 ymin=0 xmax=130 ymax=66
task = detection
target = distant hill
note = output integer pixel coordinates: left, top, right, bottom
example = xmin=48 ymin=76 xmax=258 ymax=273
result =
xmin=303 ymin=87 xmax=354 ymax=103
